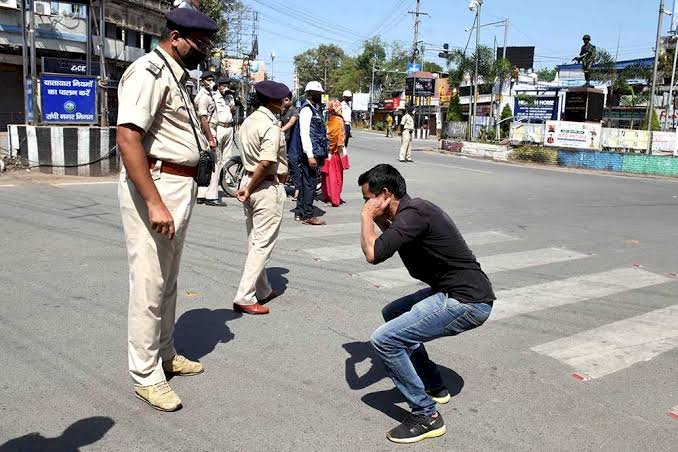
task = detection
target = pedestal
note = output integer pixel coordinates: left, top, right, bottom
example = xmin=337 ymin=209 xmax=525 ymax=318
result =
xmin=563 ymin=87 xmax=605 ymax=122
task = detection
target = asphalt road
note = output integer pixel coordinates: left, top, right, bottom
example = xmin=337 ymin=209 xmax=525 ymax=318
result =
xmin=1 ymin=130 xmax=677 ymax=451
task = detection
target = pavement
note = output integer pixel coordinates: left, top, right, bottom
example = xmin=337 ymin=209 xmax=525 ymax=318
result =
xmin=1 ymin=130 xmax=678 ymax=451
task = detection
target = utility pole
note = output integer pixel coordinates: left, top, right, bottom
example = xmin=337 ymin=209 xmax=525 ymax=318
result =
xmin=369 ymin=56 xmax=376 ymax=129
xmin=648 ymin=0 xmax=667 ymax=154
xmin=20 ymin=0 xmax=29 ymax=124
xmin=409 ymin=0 xmax=428 ymax=130
xmin=28 ymin=0 xmax=38 ymax=125
xmin=497 ymin=18 xmax=509 ymax=140
xmin=665 ymin=0 xmax=678 ymax=130
xmin=472 ymin=1 xmax=483 ymax=141
xmin=97 ymin=0 xmax=109 ymax=126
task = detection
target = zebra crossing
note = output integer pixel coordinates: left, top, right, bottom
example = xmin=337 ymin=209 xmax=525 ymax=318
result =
xmin=277 ymin=219 xmax=677 ymax=386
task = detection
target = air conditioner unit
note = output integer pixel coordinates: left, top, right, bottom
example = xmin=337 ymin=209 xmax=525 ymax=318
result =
xmin=34 ymin=0 xmax=50 ymax=15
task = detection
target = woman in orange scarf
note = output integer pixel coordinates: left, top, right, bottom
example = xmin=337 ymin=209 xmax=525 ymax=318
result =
xmin=321 ymin=99 xmax=347 ymax=207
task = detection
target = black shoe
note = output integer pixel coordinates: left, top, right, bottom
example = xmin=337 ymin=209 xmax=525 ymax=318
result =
xmin=294 ymin=214 xmax=302 ymax=221
xmin=406 ymin=159 xmax=414 ymax=163
xmin=426 ymin=387 xmax=450 ymax=404
xmin=197 ymin=198 xmax=206 ymax=205
xmin=399 ymin=159 xmax=406 ymax=162
xmin=386 ymin=412 xmax=446 ymax=444
xmin=203 ymin=199 xmax=227 ymax=207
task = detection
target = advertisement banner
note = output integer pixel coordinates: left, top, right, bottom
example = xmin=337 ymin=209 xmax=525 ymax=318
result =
xmin=40 ymin=74 xmax=97 ymax=124
xmin=405 ymin=77 xmax=435 ymax=97
xmin=600 ymin=128 xmax=648 ymax=150
xmin=383 ymin=97 xmax=401 ymax=110
xmin=514 ymin=96 xmax=558 ymax=121
xmin=435 ymin=78 xmax=451 ymax=104
xmin=544 ymin=120 xmax=601 ymax=150
xmin=352 ymin=93 xmax=370 ymax=111
xmin=651 ymin=131 xmax=678 ymax=153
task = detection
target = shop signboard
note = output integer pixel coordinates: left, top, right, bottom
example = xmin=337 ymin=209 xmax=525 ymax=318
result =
xmin=544 ymin=120 xmax=601 ymax=150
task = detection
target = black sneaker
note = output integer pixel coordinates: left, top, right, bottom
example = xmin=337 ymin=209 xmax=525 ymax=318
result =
xmin=426 ymin=387 xmax=451 ymax=404
xmin=386 ymin=412 xmax=446 ymax=444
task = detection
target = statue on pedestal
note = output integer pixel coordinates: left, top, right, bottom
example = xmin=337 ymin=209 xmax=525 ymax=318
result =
xmin=572 ymin=34 xmax=596 ymax=87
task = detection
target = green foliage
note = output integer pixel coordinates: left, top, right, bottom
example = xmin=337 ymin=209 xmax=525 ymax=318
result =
xmin=515 ymin=94 xmax=535 ymax=105
xmin=500 ymin=104 xmax=513 ymax=138
xmin=510 ymin=146 xmax=558 ymax=164
xmin=447 ymin=94 xmax=463 ymax=122
xmin=642 ymin=109 xmax=660 ymax=131
xmin=536 ymin=67 xmax=556 ymax=82
xmin=293 ymin=44 xmax=348 ymax=96
xmin=201 ymin=0 xmax=242 ymax=46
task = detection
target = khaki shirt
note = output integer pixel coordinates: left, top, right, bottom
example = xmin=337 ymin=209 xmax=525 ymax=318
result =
xmin=239 ymin=106 xmax=287 ymax=176
xmin=117 ymin=47 xmax=207 ymax=167
xmin=196 ymin=89 xmax=233 ymax=131
xmin=402 ymin=113 xmax=415 ymax=131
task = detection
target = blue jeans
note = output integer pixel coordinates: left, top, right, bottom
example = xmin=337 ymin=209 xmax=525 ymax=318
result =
xmin=370 ymin=289 xmax=492 ymax=416
xmin=296 ymin=157 xmax=320 ymax=219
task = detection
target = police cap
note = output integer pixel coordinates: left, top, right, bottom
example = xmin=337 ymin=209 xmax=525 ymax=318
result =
xmin=166 ymin=8 xmax=219 ymax=36
xmin=254 ymin=80 xmax=291 ymax=100
xmin=200 ymin=71 xmax=215 ymax=80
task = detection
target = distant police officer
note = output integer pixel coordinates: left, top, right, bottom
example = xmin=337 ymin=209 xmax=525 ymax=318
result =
xmin=232 ymin=80 xmax=290 ymax=315
xmin=117 ymin=8 xmax=217 ymax=412
xmin=216 ymin=77 xmax=235 ymax=159
xmin=399 ymin=106 xmax=415 ymax=162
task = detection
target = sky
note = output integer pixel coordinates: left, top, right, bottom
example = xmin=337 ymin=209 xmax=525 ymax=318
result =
xmin=243 ymin=0 xmax=675 ymax=91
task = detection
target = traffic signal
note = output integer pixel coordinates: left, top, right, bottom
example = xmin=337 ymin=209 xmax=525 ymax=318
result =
xmin=438 ymin=43 xmax=450 ymax=59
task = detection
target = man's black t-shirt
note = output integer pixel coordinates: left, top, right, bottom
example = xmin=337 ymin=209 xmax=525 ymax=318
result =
xmin=280 ymin=105 xmax=299 ymax=144
xmin=373 ymin=195 xmax=495 ymax=304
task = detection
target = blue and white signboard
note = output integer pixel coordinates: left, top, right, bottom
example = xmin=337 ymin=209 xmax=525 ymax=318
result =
xmin=40 ymin=74 xmax=97 ymax=124
xmin=514 ymin=96 xmax=559 ymax=121
xmin=25 ymin=77 xmax=33 ymax=123
xmin=406 ymin=63 xmax=422 ymax=74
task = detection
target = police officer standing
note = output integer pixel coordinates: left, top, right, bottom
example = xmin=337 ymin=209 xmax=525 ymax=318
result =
xmin=399 ymin=106 xmax=415 ymax=162
xmin=195 ymin=71 xmax=226 ymax=206
xmin=216 ymin=77 xmax=235 ymax=159
xmin=117 ymin=8 xmax=217 ymax=411
xmin=232 ymin=80 xmax=290 ymax=315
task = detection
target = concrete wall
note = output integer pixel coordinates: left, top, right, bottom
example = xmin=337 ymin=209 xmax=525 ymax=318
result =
xmin=557 ymin=149 xmax=678 ymax=177
xmin=7 ymin=125 xmax=119 ymax=176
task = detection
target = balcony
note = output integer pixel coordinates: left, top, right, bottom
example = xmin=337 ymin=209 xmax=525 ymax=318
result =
xmin=93 ymin=36 xmax=146 ymax=62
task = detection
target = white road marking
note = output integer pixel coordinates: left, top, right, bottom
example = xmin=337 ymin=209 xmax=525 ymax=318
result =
xmin=491 ymin=267 xmax=672 ymax=321
xmin=280 ymin=222 xmax=361 ymax=240
xmin=305 ymin=231 xmax=518 ymax=262
xmin=532 ymin=302 xmax=678 ymax=381
xmin=358 ymin=247 xmax=590 ymax=289
xmin=51 ymin=181 xmax=118 ymax=186
xmin=415 ymin=161 xmax=494 ymax=174
xmin=0 ymin=184 xmax=16 ymax=187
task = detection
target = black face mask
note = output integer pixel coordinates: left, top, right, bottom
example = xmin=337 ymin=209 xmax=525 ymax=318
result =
xmin=179 ymin=47 xmax=207 ymax=70
xmin=309 ymin=93 xmax=322 ymax=104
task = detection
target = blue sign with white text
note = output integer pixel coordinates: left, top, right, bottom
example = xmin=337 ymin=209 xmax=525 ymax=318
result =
xmin=25 ymin=77 xmax=33 ymax=122
xmin=40 ymin=74 xmax=97 ymax=124
xmin=406 ymin=63 xmax=422 ymax=74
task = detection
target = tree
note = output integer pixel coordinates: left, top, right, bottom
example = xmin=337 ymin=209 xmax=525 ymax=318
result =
xmin=642 ymin=109 xmax=660 ymax=131
xmin=500 ymin=104 xmax=513 ymax=138
xmin=201 ymin=0 xmax=243 ymax=46
xmin=293 ymin=44 xmax=348 ymax=96
xmin=536 ymin=67 xmax=556 ymax=82
xmin=447 ymin=93 xmax=463 ymax=122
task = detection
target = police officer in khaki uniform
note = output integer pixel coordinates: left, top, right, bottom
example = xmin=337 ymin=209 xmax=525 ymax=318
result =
xmin=399 ymin=106 xmax=415 ymax=162
xmin=116 ymin=8 xmax=218 ymax=412
xmin=233 ymin=80 xmax=290 ymax=315
xmin=195 ymin=71 xmax=230 ymax=206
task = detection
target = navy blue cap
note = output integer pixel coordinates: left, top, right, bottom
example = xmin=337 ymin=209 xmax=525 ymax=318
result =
xmin=200 ymin=71 xmax=215 ymax=80
xmin=217 ymin=76 xmax=231 ymax=86
xmin=166 ymin=8 xmax=219 ymax=36
xmin=254 ymin=80 xmax=290 ymax=100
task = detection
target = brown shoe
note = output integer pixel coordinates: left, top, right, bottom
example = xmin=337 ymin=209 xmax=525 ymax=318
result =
xmin=259 ymin=289 xmax=279 ymax=306
xmin=162 ymin=354 xmax=204 ymax=377
xmin=303 ymin=217 xmax=326 ymax=226
xmin=233 ymin=302 xmax=269 ymax=315
xmin=134 ymin=381 xmax=182 ymax=412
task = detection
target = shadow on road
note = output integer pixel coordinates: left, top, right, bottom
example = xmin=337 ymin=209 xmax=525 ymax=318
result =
xmin=0 ymin=416 xmax=114 ymax=452
xmin=174 ymin=308 xmax=242 ymax=361
xmin=266 ymin=267 xmax=289 ymax=295
xmin=342 ymin=341 xmax=465 ymax=422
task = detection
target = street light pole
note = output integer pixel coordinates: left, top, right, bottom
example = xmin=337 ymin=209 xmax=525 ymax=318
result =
xmin=28 ymin=0 xmax=38 ymax=125
xmin=20 ymin=0 xmax=29 ymax=124
xmin=369 ymin=56 xmax=376 ymax=129
xmin=647 ymin=0 xmax=666 ymax=154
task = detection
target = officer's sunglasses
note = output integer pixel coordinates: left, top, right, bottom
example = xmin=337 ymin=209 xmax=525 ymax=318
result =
xmin=182 ymin=34 xmax=213 ymax=53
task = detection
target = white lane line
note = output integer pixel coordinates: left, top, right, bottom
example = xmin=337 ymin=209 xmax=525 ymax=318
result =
xmin=669 ymin=405 xmax=678 ymax=420
xmin=51 ymin=181 xmax=118 ymax=186
xmin=305 ymin=231 xmax=518 ymax=262
xmin=358 ymin=247 xmax=589 ymax=289
xmin=491 ymin=267 xmax=672 ymax=322
xmin=415 ymin=161 xmax=494 ymax=174
xmin=532 ymin=302 xmax=678 ymax=381
xmin=280 ymin=222 xmax=361 ymax=240
xmin=0 ymin=184 xmax=16 ymax=187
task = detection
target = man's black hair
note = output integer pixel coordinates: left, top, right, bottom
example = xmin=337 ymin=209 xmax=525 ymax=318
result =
xmin=358 ymin=164 xmax=407 ymax=199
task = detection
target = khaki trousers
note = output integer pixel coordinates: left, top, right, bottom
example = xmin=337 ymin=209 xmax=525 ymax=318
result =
xmin=399 ymin=129 xmax=413 ymax=161
xmin=119 ymin=170 xmax=197 ymax=386
xmin=198 ymin=125 xmax=235 ymax=200
xmin=233 ymin=175 xmax=285 ymax=306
